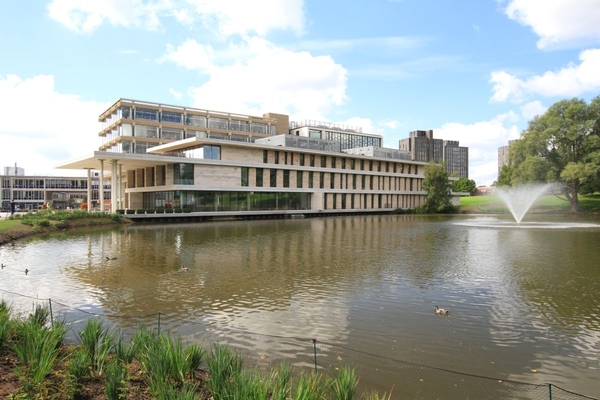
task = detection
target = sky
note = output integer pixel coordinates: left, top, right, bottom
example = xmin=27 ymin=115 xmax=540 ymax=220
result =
xmin=1 ymin=0 xmax=600 ymax=185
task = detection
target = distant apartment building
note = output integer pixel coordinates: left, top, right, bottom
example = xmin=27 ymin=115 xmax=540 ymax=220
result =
xmin=498 ymin=139 xmax=518 ymax=175
xmin=3 ymin=165 xmax=25 ymax=176
xmin=399 ymin=130 xmax=469 ymax=178
xmin=1 ymin=169 xmax=111 ymax=212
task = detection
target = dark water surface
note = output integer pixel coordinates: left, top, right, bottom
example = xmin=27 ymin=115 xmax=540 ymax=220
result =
xmin=1 ymin=214 xmax=599 ymax=397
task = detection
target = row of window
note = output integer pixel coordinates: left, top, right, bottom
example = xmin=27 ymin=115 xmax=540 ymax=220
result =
xmin=241 ymin=168 xmax=419 ymax=191
xmin=0 ymin=178 xmax=105 ymax=190
xmin=262 ymin=150 xmax=420 ymax=174
xmin=102 ymin=106 xmax=276 ymax=135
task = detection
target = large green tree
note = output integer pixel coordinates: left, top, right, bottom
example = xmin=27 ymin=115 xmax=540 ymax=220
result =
xmin=509 ymin=96 xmax=600 ymax=213
xmin=453 ymin=177 xmax=477 ymax=195
xmin=423 ymin=162 xmax=456 ymax=213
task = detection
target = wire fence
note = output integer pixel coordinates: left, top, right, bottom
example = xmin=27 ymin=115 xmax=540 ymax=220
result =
xmin=1 ymin=288 xmax=597 ymax=400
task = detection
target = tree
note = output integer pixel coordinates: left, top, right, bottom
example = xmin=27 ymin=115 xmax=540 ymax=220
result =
xmin=453 ymin=177 xmax=477 ymax=195
xmin=422 ymin=162 xmax=456 ymax=213
xmin=509 ymin=96 xmax=600 ymax=213
xmin=496 ymin=165 xmax=514 ymax=187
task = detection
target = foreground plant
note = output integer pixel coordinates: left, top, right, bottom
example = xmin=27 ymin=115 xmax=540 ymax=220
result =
xmin=77 ymin=318 xmax=117 ymax=377
xmin=328 ymin=366 xmax=358 ymax=400
xmin=12 ymin=316 xmax=66 ymax=391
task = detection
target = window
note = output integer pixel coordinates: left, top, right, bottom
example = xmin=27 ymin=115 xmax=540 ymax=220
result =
xmin=370 ymin=176 xmax=374 ymax=190
xmin=350 ymin=159 xmax=355 ymax=169
xmin=134 ymin=108 xmax=158 ymax=121
xmin=256 ymin=168 xmax=263 ymax=187
xmin=284 ymin=152 xmax=288 ymax=165
xmin=342 ymin=158 xmax=346 ymax=169
xmin=283 ymin=170 xmax=290 ymax=188
xmin=330 ymin=173 xmax=335 ymax=189
xmin=204 ymin=145 xmax=221 ymax=159
xmin=310 ymin=155 xmax=315 ymax=167
xmin=321 ymin=156 xmax=326 ymax=167
xmin=362 ymin=175 xmax=366 ymax=190
xmin=352 ymin=175 xmax=357 ymax=189
xmin=161 ymin=128 xmax=182 ymax=141
xmin=186 ymin=115 xmax=207 ymax=127
xmin=297 ymin=171 xmax=303 ymax=188
xmin=369 ymin=161 xmax=373 ymax=171
xmin=241 ymin=167 xmax=249 ymax=187
xmin=275 ymin=151 xmax=280 ymax=164
xmin=161 ymin=111 xmax=182 ymax=124
xmin=270 ymin=170 xmax=277 ymax=187
xmin=208 ymin=117 xmax=228 ymax=130
xmin=308 ymin=171 xmax=314 ymax=188
xmin=319 ymin=172 xmax=324 ymax=188
xmin=174 ymin=163 xmax=194 ymax=185
xmin=331 ymin=157 xmax=337 ymax=169
xmin=263 ymin=150 xmax=268 ymax=163
xmin=135 ymin=125 xmax=158 ymax=138
xmin=300 ymin=154 xmax=305 ymax=166
xmin=360 ymin=160 xmax=364 ymax=170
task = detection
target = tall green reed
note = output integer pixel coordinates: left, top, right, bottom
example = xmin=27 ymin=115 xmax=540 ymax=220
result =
xmin=77 ymin=318 xmax=117 ymax=376
xmin=328 ymin=366 xmax=358 ymax=400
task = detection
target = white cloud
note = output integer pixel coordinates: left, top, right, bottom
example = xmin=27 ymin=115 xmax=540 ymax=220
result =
xmin=169 ymin=88 xmax=183 ymax=99
xmin=48 ymin=0 xmax=306 ymax=36
xmin=0 ymin=74 xmax=107 ymax=176
xmin=520 ymin=100 xmax=547 ymax=120
xmin=490 ymin=49 xmax=600 ymax=102
xmin=187 ymin=0 xmax=305 ymax=36
xmin=504 ymin=0 xmax=600 ymax=49
xmin=159 ymin=37 xmax=347 ymax=119
xmin=47 ymin=0 xmax=162 ymax=34
xmin=435 ymin=112 xmax=522 ymax=185
xmin=159 ymin=39 xmax=215 ymax=72
xmin=382 ymin=120 xmax=398 ymax=130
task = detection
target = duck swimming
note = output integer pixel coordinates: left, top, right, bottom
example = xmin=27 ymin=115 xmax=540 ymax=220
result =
xmin=106 ymin=256 xmax=118 ymax=260
xmin=181 ymin=266 xmax=189 ymax=271
xmin=434 ymin=306 xmax=449 ymax=315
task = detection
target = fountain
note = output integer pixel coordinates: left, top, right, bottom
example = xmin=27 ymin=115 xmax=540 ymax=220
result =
xmin=495 ymin=183 xmax=552 ymax=223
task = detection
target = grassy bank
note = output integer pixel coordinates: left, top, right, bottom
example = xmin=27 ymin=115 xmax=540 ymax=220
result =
xmin=0 ymin=210 xmax=128 ymax=246
xmin=459 ymin=193 xmax=600 ymax=215
xmin=0 ymin=301 xmax=391 ymax=399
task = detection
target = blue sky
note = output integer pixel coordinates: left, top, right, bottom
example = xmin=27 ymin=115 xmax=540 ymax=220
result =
xmin=1 ymin=0 xmax=600 ymax=185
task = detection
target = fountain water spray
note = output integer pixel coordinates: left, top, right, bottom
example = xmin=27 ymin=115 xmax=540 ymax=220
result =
xmin=495 ymin=184 xmax=553 ymax=223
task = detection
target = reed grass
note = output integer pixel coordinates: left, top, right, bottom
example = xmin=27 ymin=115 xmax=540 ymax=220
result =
xmin=77 ymin=318 xmax=117 ymax=377
xmin=293 ymin=371 xmax=328 ymax=400
xmin=104 ymin=358 xmax=127 ymax=400
xmin=12 ymin=318 xmax=66 ymax=387
xmin=328 ymin=366 xmax=358 ymax=400
xmin=206 ymin=343 xmax=245 ymax=399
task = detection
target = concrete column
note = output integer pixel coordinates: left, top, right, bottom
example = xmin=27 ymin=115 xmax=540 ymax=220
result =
xmin=111 ymin=160 xmax=118 ymax=212
xmin=86 ymin=169 xmax=92 ymax=211
xmin=118 ymin=164 xmax=123 ymax=209
xmin=99 ymin=160 xmax=105 ymax=212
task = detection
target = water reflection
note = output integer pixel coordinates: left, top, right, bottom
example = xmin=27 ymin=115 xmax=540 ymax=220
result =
xmin=0 ymin=215 xmax=599 ymax=397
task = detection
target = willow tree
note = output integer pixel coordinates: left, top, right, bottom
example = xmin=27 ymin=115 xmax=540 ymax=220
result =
xmin=510 ymin=96 xmax=600 ymax=213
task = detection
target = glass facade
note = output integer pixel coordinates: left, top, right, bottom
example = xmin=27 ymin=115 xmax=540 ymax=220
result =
xmin=174 ymin=163 xmax=194 ymax=185
xmin=143 ymin=191 xmax=311 ymax=212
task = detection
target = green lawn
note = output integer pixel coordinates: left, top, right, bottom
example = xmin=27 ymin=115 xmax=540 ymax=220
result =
xmin=460 ymin=193 xmax=600 ymax=213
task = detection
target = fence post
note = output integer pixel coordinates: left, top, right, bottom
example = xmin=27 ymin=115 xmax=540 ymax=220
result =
xmin=48 ymin=298 xmax=54 ymax=327
xmin=548 ymin=383 xmax=552 ymax=400
xmin=158 ymin=312 xmax=161 ymax=335
xmin=312 ymin=339 xmax=318 ymax=374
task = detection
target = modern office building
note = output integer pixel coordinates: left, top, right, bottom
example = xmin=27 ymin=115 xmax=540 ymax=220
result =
xmin=0 ymin=170 xmax=110 ymax=212
xmin=399 ymin=130 xmax=469 ymax=178
xmin=58 ymin=98 xmax=461 ymax=217
xmin=498 ymin=139 xmax=518 ymax=175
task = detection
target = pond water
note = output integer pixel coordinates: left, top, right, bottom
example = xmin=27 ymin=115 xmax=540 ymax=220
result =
xmin=1 ymin=214 xmax=599 ymax=398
